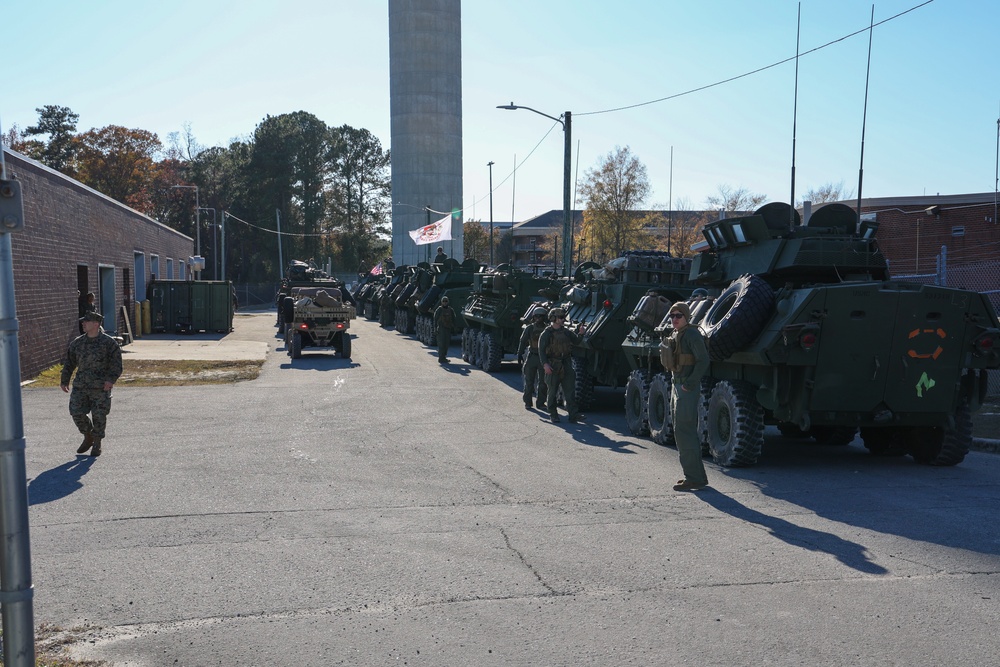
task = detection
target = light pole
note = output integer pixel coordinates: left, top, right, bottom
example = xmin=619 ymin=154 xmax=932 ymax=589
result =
xmin=171 ymin=185 xmax=200 ymax=279
xmin=199 ymin=208 xmax=217 ymax=279
xmin=487 ymin=160 xmax=495 ymax=266
xmin=497 ymin=102 xmax=572 ymax=278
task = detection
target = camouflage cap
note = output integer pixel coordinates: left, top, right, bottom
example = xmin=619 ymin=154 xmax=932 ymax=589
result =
xmin=668 ymin=302 xmax=692 ymax=320
xmin=548 ymin=307 xmax=567 ymax=322
xmin=531 ymin=306 xmax=548 ymax=319
xmin=80 ymin=311 xmax=103 ymax=324
xmin=440 ymin=296 xmax=450 ymax=304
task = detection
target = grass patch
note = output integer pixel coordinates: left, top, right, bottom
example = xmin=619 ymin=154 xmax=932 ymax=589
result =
xmin=24 ymin=359 xmax=264 ymax=389
xmin=0 ymin=622 xmax=107 ymax=666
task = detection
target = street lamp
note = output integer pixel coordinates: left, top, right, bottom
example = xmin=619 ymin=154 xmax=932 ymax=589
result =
xmin=487 ymin=160 xmax=495 ymax=266
xmin=199 ymin=207 xmax=217 ymax=279
xmin=497 ymin=102 xmax=572 ymax=278
xmin=171 ymin=184 xmax=200 ymax=279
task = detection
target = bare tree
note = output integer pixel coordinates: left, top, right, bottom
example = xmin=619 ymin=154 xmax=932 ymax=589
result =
xmin=798 ymin=181 xmax=854 ymax=206
xmin=705 ymin=184 xmax=767 ymax=217
xmin=578 ymin=146 xmax=654 ymax=259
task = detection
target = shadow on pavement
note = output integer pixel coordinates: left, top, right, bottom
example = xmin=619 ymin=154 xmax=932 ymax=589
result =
xmin=696 ymin=487 xmax=889 ymax=575
xmin=28 ymin=456 xmax=98 ymax=505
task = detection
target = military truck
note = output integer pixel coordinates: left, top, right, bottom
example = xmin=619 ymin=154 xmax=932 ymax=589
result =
xmin=640 ymin=201 xmax=1000 ymax=467
xmin=281 ymin=287 xmax=355 ymax=360
xmin=554 ymin=252 xmax=697 ymax=410
xmin=460 ymin=265 xmax=563 ymax=371
xmin=275 ymin=260 xmax=354 ymax=334
xmin=411 ymin=258 xmax=484 ymax=347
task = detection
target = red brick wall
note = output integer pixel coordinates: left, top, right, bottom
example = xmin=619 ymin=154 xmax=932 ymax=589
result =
xmin=4 ymin=150 xmax=192 ymax=380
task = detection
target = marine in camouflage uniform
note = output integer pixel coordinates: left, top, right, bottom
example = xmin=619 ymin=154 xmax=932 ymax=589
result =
xmin=663 ymin=302 xmax=710 ymax=491
xmin=60 ymin=311 xmax=122 ymax=457
xmin=517 ymin=308 xmax=549 ymax=410
xmin=538 ymin=308 xmax=584 ymax=424
xmin=434 ymin=296 xmax=455 ymax=363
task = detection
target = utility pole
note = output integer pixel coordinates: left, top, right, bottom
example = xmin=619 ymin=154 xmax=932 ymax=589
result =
xmin=276 ymin=209 xmax=283 ymax=278
xmin=0 ymin=131 xmax=37 ymax=667
xmin=488 ymin=161 xmax=495 ymax=266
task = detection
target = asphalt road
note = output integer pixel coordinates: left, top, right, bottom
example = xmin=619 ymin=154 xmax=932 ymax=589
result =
xmin=22 ymin=312 xmax=1000 ymax=666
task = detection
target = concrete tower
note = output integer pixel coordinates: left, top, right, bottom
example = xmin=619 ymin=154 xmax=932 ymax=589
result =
xmin=388 ymin=0 xmax=463 ymax=266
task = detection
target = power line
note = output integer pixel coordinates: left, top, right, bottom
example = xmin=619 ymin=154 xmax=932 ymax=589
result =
xmin=577 ymin=1 xmax=935 ymax=118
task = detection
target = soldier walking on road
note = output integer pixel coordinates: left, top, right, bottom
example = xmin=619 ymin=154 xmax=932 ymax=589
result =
xmin=434 ymin=296 xmax=455 ymax=364
xmin=517 ymin=307 xmax=549 ymax=410
xmin=539 ymin=308 xmax=585 ymax=424
xmin=661 ymin=302 xmax=710 ymax=491
xmin=60 ymin=311 xmax=122 ymax=457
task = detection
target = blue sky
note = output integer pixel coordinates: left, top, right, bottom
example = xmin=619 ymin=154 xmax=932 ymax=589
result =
xmin=3 ymin=0 xmax=997 ymax=223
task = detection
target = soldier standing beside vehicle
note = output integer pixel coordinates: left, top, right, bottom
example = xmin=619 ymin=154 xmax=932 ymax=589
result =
xmin=434 ymin=296 xmax=455 ymax=364
xmin=60 ymin=311 xmax=122 ymax=458
xmin=517 ymin=307 xmax=549 ymax=410
xmin=539 ymin=308 xmax=585 ymax=424
xmin=662 ymin=302 xmax=710 ymax=491
xmin=434 ymin=247 xmax=448 ymax=264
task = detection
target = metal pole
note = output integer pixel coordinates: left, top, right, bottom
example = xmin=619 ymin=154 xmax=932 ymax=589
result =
xmin=668 ymin=146 xmax=673 ymax=255
xmin=276 ymin=209 xmax=283 ymax=279
xmin=221 ymin=211 xmax=227 ymax=282
xmin=194 ymin=188 xmax=200 ymax=279
xmin=0 ymin=137 xmax=37 ymax=667
xmin=488 ymin=161 xmax=495 ymax=266
xmin=562 ymin=111 xmax=572 ymax=278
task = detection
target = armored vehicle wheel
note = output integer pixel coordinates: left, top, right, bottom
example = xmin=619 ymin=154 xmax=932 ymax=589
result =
xmin=624 ymin=370 xmax=651 ymax=436
xmin=647 ymin=373 xmax=675 ymax=446
xmin=340 ymin=333 xmax=352 ymax=360
xmin=482 ymin=332 xmax=503 ymax=372
xmin=290 ymin=332 xmax=302 ymax=359
xmin=705 ymin=380 xmax=764 ymax=467
xmin=697 ymin=377 xmax=717 ymax=457
xmin=908 ymin=402 xmax=971 ymax=466
xmin=860 ymin=427 xmax=909 ymax=457
xmin=809 ymin=426 xmax=857 ymax=446
xmin=363 ymin=301 xmax=374 ymax=320
xmin=282 ymin=296 xmax=296 ymax=324
xmin=461 ymin=328 xmax=473 ymax=361
xmin=701 ymin=274 xmax=774 ymax=361
xmin=573 ymin=357 xmax=595 ymax=410
xmin=470 ymin=330 xmax=482 ymax=367
xmin=278 ymin=319 xmax=286 ymax=335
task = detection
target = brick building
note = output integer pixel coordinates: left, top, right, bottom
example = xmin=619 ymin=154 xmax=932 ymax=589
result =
xmin=3 ymin=148 xmax=193 ymax=380
xmin=812 ymin=193 xmax=1000 ymax=312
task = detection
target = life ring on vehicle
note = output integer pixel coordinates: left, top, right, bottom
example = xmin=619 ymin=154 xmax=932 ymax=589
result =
xmin=700 ymin=274 xmax=774 ymax=361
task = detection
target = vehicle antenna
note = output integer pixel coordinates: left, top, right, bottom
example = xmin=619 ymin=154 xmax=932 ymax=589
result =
xmin=790 ymin=2 xmax=801 ymax=231
xmin=856 ymin=5 xmax=875 ymax=230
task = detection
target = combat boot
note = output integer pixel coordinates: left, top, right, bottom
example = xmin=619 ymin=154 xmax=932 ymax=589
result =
xmin=90 ymin=438 xmax=102 ymax=457
xmin=536 ymin=400 xmax=547 ymax=410
xmin=76 ymin=432 xmax=94 ymax=454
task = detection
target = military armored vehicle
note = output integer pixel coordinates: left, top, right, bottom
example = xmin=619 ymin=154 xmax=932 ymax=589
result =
xmin=411 ymin=258 xmax=484 ymax=347
xmin=554 ymin=251 xmax=697 ymax=410
xmin=394 ymin=264 xmax=434 ymax=336
xmin=460 ymin=265 xmax=563 ymax=371
xmin=281 ymin=286 xmax=356 ymax=360
xmin=353 ymin=271 xmax=387 ymax=320
xmin=274 ymin=260 xmax=355 ymax=334
xmin=640 ymin=202 xmax=1000 ymax=467
xmin=375 ymin=266 xmax=411 ymax=328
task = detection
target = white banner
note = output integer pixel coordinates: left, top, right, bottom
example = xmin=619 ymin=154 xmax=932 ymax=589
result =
xmin=408 ymin=214 xmax=453 ymax=245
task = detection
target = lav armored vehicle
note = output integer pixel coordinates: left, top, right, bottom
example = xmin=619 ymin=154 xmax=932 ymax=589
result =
xmin=555 ymin=251 xmax=697 ymax=410
xmin=411 ymin=258 xmax=483 ymax=347
xmin=641 ymin=202 xmax=999 ymax=467
xmin=353 ymin=271 xmax=388 ymax=320
xmin=460 ymin=265 xmax=563 ymax=371
xmin=394 ymin=264 xmax=434 ymax=336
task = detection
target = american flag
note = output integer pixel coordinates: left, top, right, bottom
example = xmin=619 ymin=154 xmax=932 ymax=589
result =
xmin=370 ymin=262 xmax=383 ymax=276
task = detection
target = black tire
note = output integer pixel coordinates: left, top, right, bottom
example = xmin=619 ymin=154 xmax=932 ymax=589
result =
xmin=696 ymin=377 xmax=717 ymax=457
xmin=483 ymin=332 xmax=503 ymax=372
xmin=478 ymin=332 xmax=490 ymax=370
xmin=462 ymin=328 xmax=473 ymax=362
xmin=573 ymin=356 xmax=595 ymax=411
xmin=647 ymin=373 xmax=675 ymax=446
xmin=704 ymin=380 xmax=764 ymax=467
xmin=809 ymin=426 xmax=857 ymax=446
xmin=282 ymin=296 xmax=295 ymax=325
xmin=340 ymin=333 xmax=352 ymax=360
xmin=908 ymin=402 xmax=972 ymax=466
xmin=624 ymin=369 xmax=651 ymax=436
xmin=701 ymin=274 xmax=774 ymax=361
xmin=290 ymin=332 xmax=302 ymax=359
xmin=363 ymin=301 xmax=374 ymax=320
xmin=861 ymin=427 xmax=909 ymax=457
xmin=470 ymin=330 xmax=482 ymax=367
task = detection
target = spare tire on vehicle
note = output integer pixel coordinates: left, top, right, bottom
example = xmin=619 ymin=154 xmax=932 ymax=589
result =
xmin=701 ymin=274 xmax=774 ymax=361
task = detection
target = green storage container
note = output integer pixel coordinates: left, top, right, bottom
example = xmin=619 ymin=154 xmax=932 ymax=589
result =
xmin=148 ymin=280 xmax=234 ymax=334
